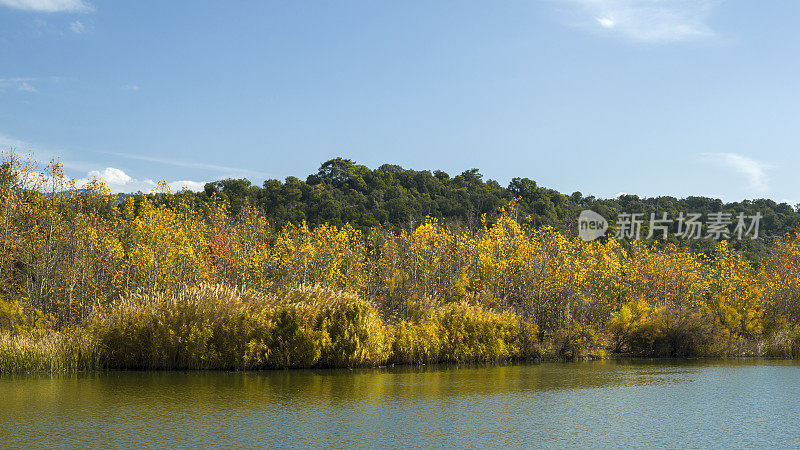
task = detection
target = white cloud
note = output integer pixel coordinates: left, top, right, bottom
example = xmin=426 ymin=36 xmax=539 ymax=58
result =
xmin=0 ymin=0 xmax=92 ymax=12
xmin=91 ymin=167 xmax=130 ymax=185
xmin=77 ymin=167 xmax=205 ymax=193
xmin=561 ymin=0 xmax=722 ymax=43
xmin=122 ymin=84 xmax=140 ymax=91
xmin=703 ymin=153 xmax=771 ymax=194
xmin=69 ymin=19 xmax=85 ymax=34
xmin=167 ymin=180 xmax=206 ymax=192
xmin=596 ymin=16 xmax=615 ymax=28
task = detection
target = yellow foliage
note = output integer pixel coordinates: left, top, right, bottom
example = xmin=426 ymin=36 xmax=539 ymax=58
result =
xmin=2 ymin=152 xmax=800 ymax=370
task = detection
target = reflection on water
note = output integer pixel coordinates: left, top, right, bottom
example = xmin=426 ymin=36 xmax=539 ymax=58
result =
xmin=3 ymin=360 xmax=800 ymax=447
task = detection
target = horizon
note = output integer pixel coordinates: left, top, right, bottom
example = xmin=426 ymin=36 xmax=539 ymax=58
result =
xmin=7 ymin=149 xmax=798 ymax=210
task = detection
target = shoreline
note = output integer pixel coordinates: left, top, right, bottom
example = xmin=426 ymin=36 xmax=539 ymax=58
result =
xmin=3 ymin=344 xmax=799 ymax=376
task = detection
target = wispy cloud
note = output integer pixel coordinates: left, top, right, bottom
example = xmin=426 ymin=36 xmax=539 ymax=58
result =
xmin=103 ymin=151 xmax=267 ymax=179
xmin=1 ymin=131 xmax=260 ymax=191
xmin=0 ymin=76 xmax=68 ymax=93
xmin=0 ymin=132 xmax=34 ymax=152
xmin=0 ymin=77 xmax=38 ymax=93
xmin=0 ymin=132 xmax=206 ymax=193
xmin=0 ymin=0 xmax=92 ymax=13
xmin=76 ymin=167 xmax=205 ymax=193
xmin=0 ymin=131 xmax=95 ymax=172
xmin=17 ymin=80 xmax=37 ymax=92
xmin=703 ymin=153 xmax=771 ymax=193
xmin=122 ymin=84 xmax=140 ymax=91
xmin=69 ymin=19 xmax=85 ymax=34
xmin=559 ymin=0 xmax=723 ymax=43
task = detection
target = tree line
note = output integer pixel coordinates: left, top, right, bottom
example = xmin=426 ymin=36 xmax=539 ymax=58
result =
xmin=176 ymin=157 xmax=798 ymax=263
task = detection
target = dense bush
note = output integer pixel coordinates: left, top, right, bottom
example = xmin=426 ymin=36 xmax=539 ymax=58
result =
xmin=88 ymin=285 xmax=390 ymax=370
xmin=608 ymin=299 xmax=733 ymax=357
xmin=0 ymin=331 xmax=102 ymax=373
xmin=89 ymin=285 xmax=273 ymax=369
xmin=392 ymin=301 xmax=522 ymax=364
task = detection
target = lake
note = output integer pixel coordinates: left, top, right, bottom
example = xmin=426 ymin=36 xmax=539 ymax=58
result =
xmin=3 ymin=360 xmax=800 ymax=448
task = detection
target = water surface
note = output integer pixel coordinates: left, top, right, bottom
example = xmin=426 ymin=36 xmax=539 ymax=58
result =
xmin=3 ymin=360 xmax=800 ymax=447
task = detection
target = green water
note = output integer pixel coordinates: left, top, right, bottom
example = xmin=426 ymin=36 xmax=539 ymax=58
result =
xmin=2 ymin=360 xmax=800 ymax=448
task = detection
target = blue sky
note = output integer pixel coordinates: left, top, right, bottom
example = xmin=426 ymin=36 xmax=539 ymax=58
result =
xmin=0 ymin=1 xmax=798 ymax=203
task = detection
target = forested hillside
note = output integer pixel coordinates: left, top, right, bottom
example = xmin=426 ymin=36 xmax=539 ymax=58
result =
xmin=187 ymin=157 xmax=799 ymax=261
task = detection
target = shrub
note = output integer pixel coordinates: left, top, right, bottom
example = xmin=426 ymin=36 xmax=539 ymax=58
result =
xmin=319 ymin=294 xmax=390 ymax=367
xmin=550 ymin=323 xmax=605 ymax=360
xmin=88 ymin=284 xmax=390 ymax=370
xmin=0 ymin=331 xmax=102 ymax=374
xmin=89 ymin=284 xmax=273 ymax=369
xmin=762 ymin=328 xmax=800 ymax=358
xmin=391 ymin=318 xmax=442 ymax=364
xmin=0 ymin=298 xmax=28 ymax=333
xmin=391 ymin=301 xmax=520 ymax=364
xmin=608 ymin=299 xmax=733 ymax=357
xmin=518 ymin=315 xmax=543 ymax=359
